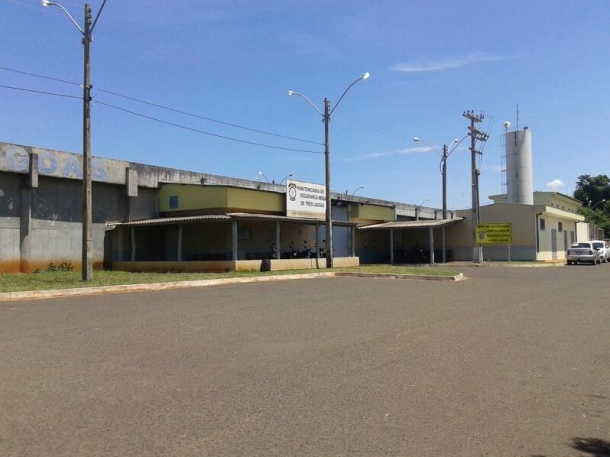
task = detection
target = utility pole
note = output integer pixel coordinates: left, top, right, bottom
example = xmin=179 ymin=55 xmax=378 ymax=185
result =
xmin=323 ymin=97 xmax=333 ymax=268
xmin=43 ymin=0 xmax=107 ymax=280
xmin=288 ymin=72 xmax=369 ymax=269
xmin=441 ymin=144 xmax=448 ymax=220
xmin=82 ymin=3 xmax=93 ymax=281
xmin=463 ymin=111 xmax=488 ymax=263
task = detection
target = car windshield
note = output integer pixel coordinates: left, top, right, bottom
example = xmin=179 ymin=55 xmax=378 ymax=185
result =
xmin=593 ymin=242 xmax=603 ymax=249
xmin=572 ymin=243 xmax=591 ymax=248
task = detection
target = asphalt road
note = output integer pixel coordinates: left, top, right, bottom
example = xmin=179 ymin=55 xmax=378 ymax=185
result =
xmin=1 ymin=264 xmax=608 ymax=456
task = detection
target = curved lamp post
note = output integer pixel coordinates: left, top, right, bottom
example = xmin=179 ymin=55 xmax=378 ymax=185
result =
xmin=279 ymin=173 xmax=294 ymax=185
xmin=288 ymin=72 xmax=369 ymax=268
xmin=414 ymin=198 xmax=430 ymax=221
xmin=42 ymin=0 xmax=107 ymax=281
xmin=258 ymin=171 xmax=270 ymax=183
xmin=590 ymin=199 xmax=606 ymax=210
xmin=413 ymin=135 xmax=467 ymax=220
xmin=350 ymin=185 xmax=365 ymax=196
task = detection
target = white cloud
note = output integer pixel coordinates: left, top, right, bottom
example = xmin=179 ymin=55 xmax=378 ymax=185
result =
xmin=546 ymin=179 xmax=565 ymax=191
xmin=389 ymin=52 xmax=509 ymax=73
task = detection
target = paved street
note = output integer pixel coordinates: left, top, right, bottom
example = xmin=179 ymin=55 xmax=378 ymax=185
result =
xmin=1 ymin=265 xmax=608 ymax=456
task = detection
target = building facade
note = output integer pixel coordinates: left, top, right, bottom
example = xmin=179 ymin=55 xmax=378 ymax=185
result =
xmin=1 ymin=142 xmax=449 ymax=273
xmin=1 ymin=141 xmax=593 ymax=272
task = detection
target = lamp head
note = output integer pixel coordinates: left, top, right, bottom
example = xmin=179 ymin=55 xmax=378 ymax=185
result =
xmin=453 ymin=138 xmax=459 ymax=143
xmin=361 ymin=72 xmax=370 ymax=80
xmin=41 ymin=0 xmax=52 ymax=6
xmin=413 ymin=137 xmax=420 ymax=142
xmin=287 ymin=90 xmax=295 ymax=96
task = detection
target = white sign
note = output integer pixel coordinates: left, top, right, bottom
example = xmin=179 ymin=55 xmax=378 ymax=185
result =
xmin=286 ymin=179 xmax=326 ymax=220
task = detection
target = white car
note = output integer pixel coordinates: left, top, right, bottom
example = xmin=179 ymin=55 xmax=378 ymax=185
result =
xmin=566 ymin=241 xmax=601 ymax=265
xmin=591 ymin=240 xmax=608 ymax=262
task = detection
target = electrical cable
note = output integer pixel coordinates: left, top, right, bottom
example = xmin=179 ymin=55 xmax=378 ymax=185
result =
xmin=0 ymin=81 xmax=323 ymax=153
xmin=0 ymin=66 xmax=81 ymax=87
xmin=97 ymin=88 xmax=323 ymax=146
xmin=0 ymin=83 xmax=81 ymax=100
xmin=95 ymin=101 xmax=324 ymax=155
xmin=0 ymin=65 xmax=323 ymax=146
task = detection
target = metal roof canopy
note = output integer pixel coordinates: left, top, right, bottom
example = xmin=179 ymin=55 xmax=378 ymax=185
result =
xmin=109 ymin=213 xmax=358 ymax=228
xmin=358 ymin=217 xmax=463 ymax=231
xmin=358 ymin=217 xmax=464 ymax=264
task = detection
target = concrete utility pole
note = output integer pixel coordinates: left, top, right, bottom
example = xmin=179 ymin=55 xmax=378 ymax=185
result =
xmin=43 ymin=0 xmax=107 ymax=281
xmin=288 ymin=72 xmax=369 ymax=268
xmin=441 ymin=143 xmax=448 ymax=220
xmin=463 ymin=111 xmax=489 ymax=263
xmin=323 ymin=97 xmax=333 ymax=268
xmin=82 ymin=3 xmax=93 ymax=281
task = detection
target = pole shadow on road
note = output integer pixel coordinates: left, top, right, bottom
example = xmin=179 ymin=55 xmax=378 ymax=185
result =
xmin=570 ymin=437 xmax=610 ymax=456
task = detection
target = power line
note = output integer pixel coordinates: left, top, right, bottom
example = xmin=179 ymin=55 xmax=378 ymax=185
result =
xmin=0 ymin=66 xmax=81 ymax=87
xmin=0 ymin=81 xmax=323 ymax=154
xmin=95 ymin=101 xmax=324 ymax=155
xmin=0 ymin=83 xmax=81 ymax=100
xmin=343 ymin=109 xmax=408 ymax=140
xmin=97 ymin=88 xmax=323 ymax=146
xmin=0 ymin=65 xmax=323 ymax=146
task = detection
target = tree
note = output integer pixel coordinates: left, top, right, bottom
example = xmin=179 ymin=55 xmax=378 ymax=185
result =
xmin=574 ymin=174 xmax=610 ymax=237
xmin=574 ymin=174 xmax=610 ymax=207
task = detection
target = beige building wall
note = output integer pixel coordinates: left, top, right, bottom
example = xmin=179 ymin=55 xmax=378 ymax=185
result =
xmin=447 ymin=194 xmax=584 ymax=262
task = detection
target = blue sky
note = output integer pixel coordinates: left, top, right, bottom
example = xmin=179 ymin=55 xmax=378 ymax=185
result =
xmin=1 ymin=0 xmax=609 ymax=210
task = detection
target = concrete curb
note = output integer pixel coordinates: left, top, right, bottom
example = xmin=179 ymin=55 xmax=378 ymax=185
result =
xmin=334 ymin=272 xmax=466 ymax=281
xmin=0 ymin=271 xmax=464 ymax=303
xmin=0 ymin=272 xmax=336 ymax=302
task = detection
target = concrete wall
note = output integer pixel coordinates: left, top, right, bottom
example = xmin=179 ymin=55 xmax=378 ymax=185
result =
xmin=10 ymin=177 xmax=128 ymax=272
xmin=0 ymin=173 xmax=22 ymax=272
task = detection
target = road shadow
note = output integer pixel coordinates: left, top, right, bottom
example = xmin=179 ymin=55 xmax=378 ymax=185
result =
xmin=571 ymin=438 xmax=610 ymax=456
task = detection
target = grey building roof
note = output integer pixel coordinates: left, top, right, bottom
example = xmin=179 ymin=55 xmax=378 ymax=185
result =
xmin=108 ymin=213 xmax=359 ymax=227
xmin=357 ymin=218 xmax=464 ymax=231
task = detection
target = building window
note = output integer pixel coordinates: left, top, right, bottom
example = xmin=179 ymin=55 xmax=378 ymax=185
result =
xmin=540 ymin=218 xmax=546 ymax=230
xmin=169 ymin=195 xmax=179 ymax=209
xmin=558 ymin=222 xmax=563 ymax=232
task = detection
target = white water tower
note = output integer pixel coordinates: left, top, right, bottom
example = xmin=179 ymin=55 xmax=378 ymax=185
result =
xmin=504 ymin=125 xmax=534 ymax=204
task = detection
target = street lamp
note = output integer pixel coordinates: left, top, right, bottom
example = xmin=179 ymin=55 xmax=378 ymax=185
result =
xmin=42 ymin=0 xmax=107 ymax=281
xmin=258 ymin=171 xmax=270 ymax=183
xmin=288 ymin=72 xmax=370 ymax=268
xmin=590 ymin=199 xmax=606 ymax=210
xmin=414 ymin=198 xmax=430 ymax=221
xmin=279 ymin=173 xmax=294 ymax=185
xmin=350 ymin=185 xmax=365 ymax=196
xmin=413 ymin=135 xmax=467 ymax=220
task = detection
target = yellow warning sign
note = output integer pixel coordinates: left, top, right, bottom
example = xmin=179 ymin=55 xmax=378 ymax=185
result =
xmin=476 ymin=223 xmax=512 ymax=244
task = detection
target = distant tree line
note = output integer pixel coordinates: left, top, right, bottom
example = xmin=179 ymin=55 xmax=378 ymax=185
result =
xmin=574 ymin=174 xmax=610 ymax=237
